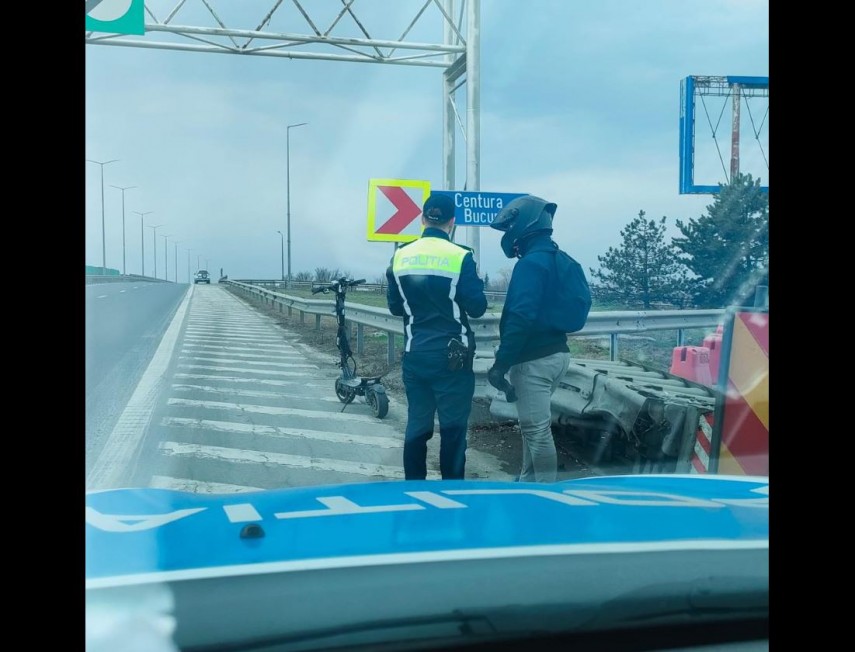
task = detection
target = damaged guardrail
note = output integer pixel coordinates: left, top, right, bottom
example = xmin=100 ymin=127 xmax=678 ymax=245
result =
xmin=223 ymin=279 xmax=723 ymax=363
xmin=224 ymin=279 xmax=723 ymax=475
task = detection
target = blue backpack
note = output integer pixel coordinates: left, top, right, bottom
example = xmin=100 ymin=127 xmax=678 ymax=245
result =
xmin=548 ymin=248 xmax=592 ymax=333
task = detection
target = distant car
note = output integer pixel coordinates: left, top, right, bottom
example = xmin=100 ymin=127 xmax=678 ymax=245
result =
xmin=194 ymin=270 xmax=211 ymax=284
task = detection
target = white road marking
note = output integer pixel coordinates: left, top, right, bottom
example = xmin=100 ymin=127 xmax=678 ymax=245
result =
xmin=167 ymin=398 xmax=381 ymax=423
xmin=149 ymin=475 xmax=263 ymax=494
xmin=184 ymin=341 xmax=289 ymax=351
xmin=88 ymin=285 xmax=194 ymax=490
xmin=159 ymin=441 xmax=408 ymax=478
xmin=177 ymin=363 xmax=309 ymax=377
xmin=185 ymin=333 xmax=285 ymax=342
xmin=161 ymin=416 xmax=403 ymax=448
xmin=180 ymin=346 xmax=305 ymax=360
xmin=183 ymin=341 xmax=300 ymax=353
xmin=119 ymin=290 xmax=126 ymax=293
xmin=174 ymin=373 xmax=329 ymax=389
xmin=186 ymin=318 xmax=273 ymax=324
xmin=170 ymin=384 xmax=342 ymax=403
xmin=186 ymin=326 xmax=279 ymax=335
xmin=96 ymin=295 xmax=107 ymax=299
xmin=179 ymin=355 xmax=317 ymax=369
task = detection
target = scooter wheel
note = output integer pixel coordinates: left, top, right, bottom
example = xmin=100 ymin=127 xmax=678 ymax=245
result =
xmin=367 ymin=388 xmax=389 ymax=419
xmin=334 ymin=378 xmax=353 ymax=403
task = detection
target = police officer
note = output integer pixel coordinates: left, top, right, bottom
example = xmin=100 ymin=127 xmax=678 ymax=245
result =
xmin=386 ymin=192 xmax=488 ymax=480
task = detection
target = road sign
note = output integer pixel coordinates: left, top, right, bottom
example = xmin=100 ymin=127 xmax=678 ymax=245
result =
xmin=367 ymin=179 xmax=431 ymax=243
xmin=85 ymin=0 xmax=145 ymax=36
xmin=432 ymin=190 xmax=528 ymax=227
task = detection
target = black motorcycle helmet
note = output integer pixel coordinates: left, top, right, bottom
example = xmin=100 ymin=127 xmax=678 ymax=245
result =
xmin=490 ymin=195 xmax=556 ymax=258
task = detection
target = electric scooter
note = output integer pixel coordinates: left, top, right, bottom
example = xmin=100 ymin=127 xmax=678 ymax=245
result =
xmin=311 ymin=277 xmax=389 ymax=419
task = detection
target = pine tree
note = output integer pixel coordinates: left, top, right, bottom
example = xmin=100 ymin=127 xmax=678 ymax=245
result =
xmin=589 ymin=210 xmax=691 ymax=309
xmin=673 ymin=173 xmax=769 ymax=307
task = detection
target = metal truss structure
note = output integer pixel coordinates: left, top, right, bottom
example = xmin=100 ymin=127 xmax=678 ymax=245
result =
xmin=85 ymin=0 xmax=485 ymax=260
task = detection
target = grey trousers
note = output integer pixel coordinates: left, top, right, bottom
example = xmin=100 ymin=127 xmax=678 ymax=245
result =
xmin=509 ymin=351 xmax=572 ymax=483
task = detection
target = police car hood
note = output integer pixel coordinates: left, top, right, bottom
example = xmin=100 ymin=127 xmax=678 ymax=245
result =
xmin=87 ymin=474 xmax=767 ymax=586
xmin=86 ymin=475 xmax=768 ymax=650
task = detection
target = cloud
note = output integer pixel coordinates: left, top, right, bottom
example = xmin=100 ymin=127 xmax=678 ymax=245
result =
xmin=86 ymin=0 xmax=768 ymax=283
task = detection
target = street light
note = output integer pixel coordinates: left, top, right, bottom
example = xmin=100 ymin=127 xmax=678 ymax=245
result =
xmin=86 ymin=158 xmax=118 ymax=275
xmin=162 ymin=234 xmax=171 ymax=281
xmin=276 ymin=230 xmax=285 ymax=281
xmin=111 ymin=184 xmax=136 ymax=275
xmin=187 ymin=249 xmax=193 ymax=283
xmin=286 ymin=121 xmax=308 ymax=287
xmin=147 ymin=224 xmax=163 ymax=278
xmin=133 ymin=211 xmax=153 ymax=276
xmin=172 ymin=240 xmax=182 ymax=283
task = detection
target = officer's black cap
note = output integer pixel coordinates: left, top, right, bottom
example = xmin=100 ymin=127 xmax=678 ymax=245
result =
xmin=423 ymin=193 xmax=455 ymax=224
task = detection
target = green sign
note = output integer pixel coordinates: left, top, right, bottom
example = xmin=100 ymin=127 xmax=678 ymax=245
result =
xmin=85 ymin=0 xmax=145 ymax=36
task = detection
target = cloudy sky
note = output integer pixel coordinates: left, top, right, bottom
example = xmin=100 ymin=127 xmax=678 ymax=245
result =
xmin=85 ymin=0 xmax=769 ymax=282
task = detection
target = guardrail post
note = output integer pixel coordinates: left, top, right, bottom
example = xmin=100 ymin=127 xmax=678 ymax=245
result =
xmin=357 ymin=324 xmax=364 ymax=354
xmin=610 ymin=333 xmax=619 ymax=361
xmin=288 ymin=305 xmax=293 ymax=317
xmin=677 ymin=328 xmax=685 ymax=346
xmin=315 ymin=314 xmax=321 ymax=331
xmin=387 ymin=334 xmax=396 ymax=364
xmin=300 ymin=310 xmax=305 ymax=324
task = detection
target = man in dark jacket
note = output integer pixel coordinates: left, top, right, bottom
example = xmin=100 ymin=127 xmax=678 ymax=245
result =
xmin=387 ymin=192 xmax=488 ymax=480
xmin=487 ymin=195 xmax=589 ymax=482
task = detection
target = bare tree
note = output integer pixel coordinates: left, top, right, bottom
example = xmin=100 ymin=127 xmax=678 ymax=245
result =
xmin=314 ymin=267 xmax=341 ymax=282
xmin=294 ymin=271 xmax=313 ymax=282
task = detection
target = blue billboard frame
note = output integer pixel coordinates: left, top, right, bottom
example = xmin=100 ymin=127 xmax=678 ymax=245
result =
xmin=679 ymin=75 xmax=769 ymax=195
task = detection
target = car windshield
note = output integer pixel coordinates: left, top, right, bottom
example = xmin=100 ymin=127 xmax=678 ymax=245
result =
xmin=86 ymin=2 xmax=769 ymax=651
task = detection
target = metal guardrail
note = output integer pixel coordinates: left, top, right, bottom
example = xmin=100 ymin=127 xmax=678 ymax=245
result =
xmin=234 ymin=279 xmax=687 ymax=306
xmin=235 ymin=279 xmax=508 ymax=301
xmin=85 ymin=274 xmax=169 ymax=284
xmin=224 ymin=279 xmax=728 ymax=474
xmin=223 ymin=280 xmax=724 ymax=365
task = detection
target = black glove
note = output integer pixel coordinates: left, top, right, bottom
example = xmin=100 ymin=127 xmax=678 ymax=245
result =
xmin=487 ymin=366 xmax=517 ymax=402
xmin=487 ymin=365 xmax=506 ymax=390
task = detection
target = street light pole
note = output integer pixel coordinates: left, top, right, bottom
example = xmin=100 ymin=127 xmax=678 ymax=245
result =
xmin=162 ymin=234 xmax=171 ymax=281
xmin=172 ymin=240 xmax=182 ymax=283
xmin=147 ymin=224 xmax=163 ymax=278
xmin=111 ymin=185 xmax=136 ymax=275
xmin=187 ymin=249 xmax=193 ymax=283
xmin=276 ymin=230 xmax=285 ymax=281
xmin=286 ymin=122 xmax=308 ymax=287
xmin=133 ymin=211 xmax=153 ymax=277
xmin=86 ymin=158 xmax=118 ymax=275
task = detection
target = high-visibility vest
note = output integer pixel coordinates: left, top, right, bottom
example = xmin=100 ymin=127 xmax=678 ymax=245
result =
xmin=391 ymin=236 xmax=472 ymax=352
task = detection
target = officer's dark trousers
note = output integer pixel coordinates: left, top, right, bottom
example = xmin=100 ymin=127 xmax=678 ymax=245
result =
xmin=401 ymin=349 xmax=474 ymax=480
